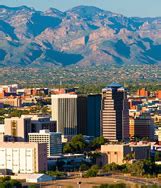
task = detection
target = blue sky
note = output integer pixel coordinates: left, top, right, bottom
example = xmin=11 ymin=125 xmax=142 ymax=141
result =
xmin=0 ymin=0 xmax=160 ymax=17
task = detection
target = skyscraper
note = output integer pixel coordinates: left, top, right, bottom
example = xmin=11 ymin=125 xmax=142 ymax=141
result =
xmin=77 ymin=94 xmax=101 ymax=137
xmin=77 ymin=96 xmax=87 ymax=135
xmin=51 ymin=94 xmax=77 ymax=136
xmin=101 ymin=83 xmax=129 ymax=141
xmin=87 ymin=94 xmax=101 ymax=137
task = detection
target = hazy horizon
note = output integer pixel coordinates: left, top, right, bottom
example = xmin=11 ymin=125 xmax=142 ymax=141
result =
xmin=0 ymin=0 xmax=161 ymax=18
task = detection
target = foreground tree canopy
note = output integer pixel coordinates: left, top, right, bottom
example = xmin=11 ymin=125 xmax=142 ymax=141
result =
xmin=63 ymin=135 xmax=106 ymax=154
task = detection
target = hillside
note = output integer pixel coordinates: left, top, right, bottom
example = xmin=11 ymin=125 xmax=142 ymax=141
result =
xmin=0 ymin=5 xmax=161 ymax=67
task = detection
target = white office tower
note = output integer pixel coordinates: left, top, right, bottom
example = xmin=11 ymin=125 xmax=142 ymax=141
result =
xmin=29 ymin=130 xmax=62 ymax=157
xmin=51 ymin=94 xmax=77 ymax=136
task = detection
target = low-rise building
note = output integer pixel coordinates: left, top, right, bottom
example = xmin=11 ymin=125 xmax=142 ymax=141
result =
xmin=101 ymin=144 xmax=150 ymax=165
xmin=129 ymin=116 xmax=155 ymax=140
xmin=0 ymin=124 xmax=4 ymax=142
xmin=26 ymin=174 xmax=53 ymax=183
xmin=156 ymin=127 xmax=161 ymax=144
xmin=0 ymin=142 xmax=47 ymax=174
xmin=152 ymin=114 xmax=161 ymax=126
xmin=4 ymin=115 xmax=56 ymax=142
xmin=4 ymin=116 xmax=31 ymax=142
xmin=0 ymin=97 xmax=22 ymax=107
xmin=30 ymin=115 xmax=56 ymax=133
xmin=29 ymin=130 xmax=62 ymax=157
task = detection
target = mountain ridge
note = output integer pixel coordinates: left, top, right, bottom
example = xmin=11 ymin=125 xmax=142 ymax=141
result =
xmin=0 ymin=5 xmax=161 ymax=67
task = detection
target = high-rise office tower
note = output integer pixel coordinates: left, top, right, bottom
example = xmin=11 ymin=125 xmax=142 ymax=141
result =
xmin=77 ymin=96 xmax=87 ymax=135
xmin=51 ymin=94 xmax=77 ymax=136
xmin=77 ymin=94 xmax=101 ymax=137
xmin=101 ymin=83 xmax=129 ymax=141
xmin=87 ymin=94 xmax=101 ymax=137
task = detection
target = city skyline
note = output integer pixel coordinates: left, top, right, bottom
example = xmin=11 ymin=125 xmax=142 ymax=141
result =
xmin=0 ymin=0 xmax=161 ymax=184
xmin=0 ymin=0 xmax=161 ymax=17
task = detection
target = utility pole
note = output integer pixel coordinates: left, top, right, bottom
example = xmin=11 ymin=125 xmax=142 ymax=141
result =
xmin=77 ymin=181 xmax=81 ymax=188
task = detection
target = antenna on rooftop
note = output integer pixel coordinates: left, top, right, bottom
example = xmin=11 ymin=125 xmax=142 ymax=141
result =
xmin=59 ymin=77 xmax=63 ymax=91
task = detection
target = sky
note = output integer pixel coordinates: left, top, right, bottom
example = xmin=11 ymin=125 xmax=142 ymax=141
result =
xmin=0 ymin=0 xmax=161 ymax=17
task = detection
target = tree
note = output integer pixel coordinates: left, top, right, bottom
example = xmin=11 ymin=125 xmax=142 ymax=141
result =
xmin=103 ymin=163 xmax=120 ymax=173
xmin=126 ymin=160 xmax=145 ymax=176
xmin=28 ymin=185 xmax=38 ymax=188
xmin=1 ymin=177 xmax=10 ymax=182
xmin=0 ymin=177 xmax=22 ymax=188
xmin=98 ymin=184 xmax=126 ymax=188
xmin=88 ymin=152 xmax=102 ymax=164
xmin=63 ymin=143 xmax=74 ymax=153
xmin=79 ymin=163 xmax=89 ymax=171
xmin=84 ymin=165 xmax=99 ymax=178
xmin=63 ymin=134 xmax=87 ymax=154
xmin=46 ymin=170 xmax=66 ymax=177
xmin=143 ymin=160 xmax=157 ymax=175
xmin=10 ymin=180 xmax=22 ymax=188
xmin=123 ymin=152 xmax=135 ymax=162
xmin=155 ymin=151 xmax=161 ymax=161
xmin=41 ymin=106 xmax=49 ymax=115
xmin=0 ymin=181 xmax=11 ymax=188
xmin=90 ymin=136 xmax=106 ymax=150
xmin=126 ymin=159 xmax=158 ymax=176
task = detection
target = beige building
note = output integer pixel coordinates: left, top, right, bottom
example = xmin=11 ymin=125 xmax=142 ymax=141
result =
xmin=0 ymin=84 xmax=18 ymax=93
xmin=101 ymin=144 xmax=150 ymax=165
xmin=156 ymin=127 xmax=161 ymax=143
xmin=29 ymin=130 xmax=62 ymax=157
xmin=101 ymin=83 xmax=129 ymax=141
xmin=0 ymin=97 xmax=22 ymax=107
xmin=51 ymin=94 xmax=77 ymax=136
xmin=0 ymin=124 xmax=4 ymax=142
xmin=4 ymin=115 xmax=56 ymax=142
xmin=4 ymin=116 xmax=31 ymax=142
xmin=152 ymin=114 xmax=161 ymax=125
xmin=0 ymin=142 xmax=47 ymax=174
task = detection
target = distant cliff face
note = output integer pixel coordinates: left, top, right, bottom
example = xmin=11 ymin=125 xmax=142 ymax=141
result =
xmin=0 ymin=5 xmax=161 ymax=67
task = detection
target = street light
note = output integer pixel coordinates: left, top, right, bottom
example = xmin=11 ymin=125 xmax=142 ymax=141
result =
xmin=77 ymin=181 xmax=81 ymax=188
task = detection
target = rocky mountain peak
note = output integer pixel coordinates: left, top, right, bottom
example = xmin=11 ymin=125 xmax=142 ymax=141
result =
xmin=0 ymin=5 xmax=161 ymax=67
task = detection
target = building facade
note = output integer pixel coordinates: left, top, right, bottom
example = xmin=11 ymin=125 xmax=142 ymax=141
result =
xmin=87 ymin=94 xmax=101 ymax=137
xmin=0 ymin=142 xmax=47 ymax=174
xmin=101 ymin=144 xmax=150 ymax=165
xmin=0 ymin=124 xmax=4 ymax=142
xmin=77 ymin=96 xmax=87 ymax=135
xmin=130 ymin=116 xmax=155 ymax=140
xmin=29 ymin=130 xmax=62 ymax=157
xmin=30 ymin=115 xmax=56 ymax=133
xmin=4 ymin=116 xmax=31 ymax=142
xmin=77 ymin=94 xmax=101 ymax=137
xmin=0 ymin=97 xmax=22 ymax=107
xmin=101 ymin=83 xmax=129 ymax=141
xmin=52 ymin=94 xmax=77 ymax=136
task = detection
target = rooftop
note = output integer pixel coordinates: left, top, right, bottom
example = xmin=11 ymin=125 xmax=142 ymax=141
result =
xmin=107 ymin=82 xmax=123 ymax=88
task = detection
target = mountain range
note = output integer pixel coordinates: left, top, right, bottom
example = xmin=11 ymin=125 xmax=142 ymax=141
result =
xmin=0 ymin=5 xmax=161 ymax=67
